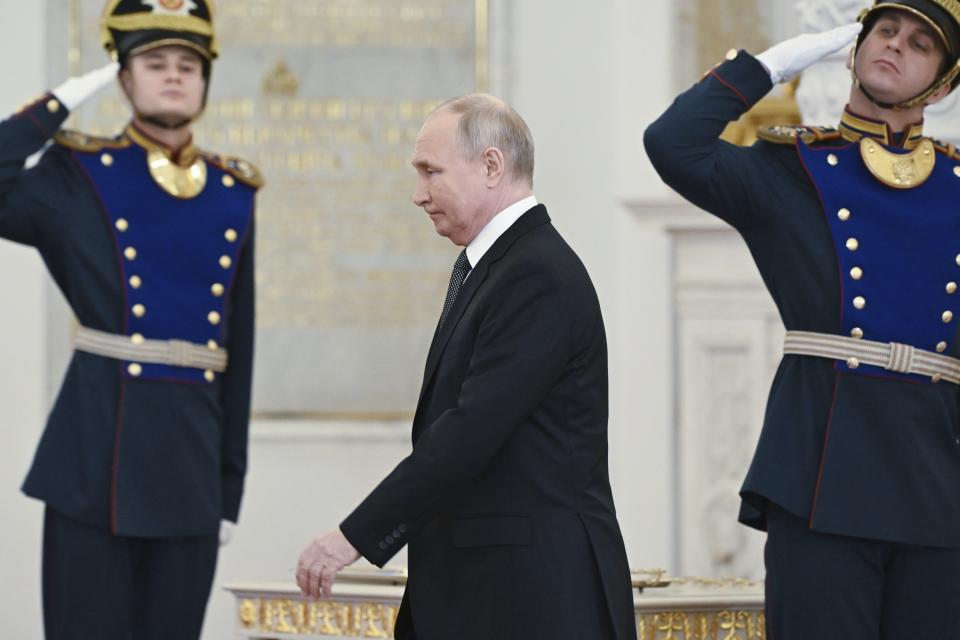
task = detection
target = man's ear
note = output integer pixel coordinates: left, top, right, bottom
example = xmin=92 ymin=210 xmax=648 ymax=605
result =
xmin=118 ymin=67 xmax=133 ymax=99
xmin=482 ymin=146 xmax=505 ymax=187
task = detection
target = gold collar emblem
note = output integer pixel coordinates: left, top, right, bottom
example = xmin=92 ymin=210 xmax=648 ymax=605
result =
xmin=127 ymin=126 xmax=208 ymax=199
xmin=860 ymin=137 xmax=935 ymax=189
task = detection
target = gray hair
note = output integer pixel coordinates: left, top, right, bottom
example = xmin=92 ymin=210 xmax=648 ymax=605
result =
xmin=433 ymin=93 xmax=535 ymax=186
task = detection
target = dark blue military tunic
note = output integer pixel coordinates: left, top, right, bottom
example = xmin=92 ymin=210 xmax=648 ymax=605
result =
xmin=645 ymin=51 xmax=960 ymax=549
xmin=0 ymin=94 xmax=259 ymax=537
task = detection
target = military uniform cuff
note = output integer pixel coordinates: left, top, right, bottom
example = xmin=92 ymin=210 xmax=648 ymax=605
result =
xmin=15 ymin=93 xmax=70 ymax=139
xmin=709 ymin=50 xmax=774 ymax=109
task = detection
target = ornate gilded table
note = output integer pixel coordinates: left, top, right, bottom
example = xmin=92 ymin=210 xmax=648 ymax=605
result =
xmin=224 ymin=569 xmax=765 ymax=639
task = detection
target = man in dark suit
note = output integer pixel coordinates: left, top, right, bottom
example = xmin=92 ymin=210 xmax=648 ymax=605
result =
xmin=646 ymin=1 xmax=960 ymax=637
xmin=296 ymin=94 xmax=636 ymax=640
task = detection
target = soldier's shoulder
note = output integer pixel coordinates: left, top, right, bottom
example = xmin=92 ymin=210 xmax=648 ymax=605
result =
xmin=202 ymin=151 xmax=265 ymax=189
xmin=756 ymin=124 xmax=841 ymax=146
xmin=931 ymin=137 xmax=960 ymax=161
xmin=52 ymin=129 xmax=129 ymax=153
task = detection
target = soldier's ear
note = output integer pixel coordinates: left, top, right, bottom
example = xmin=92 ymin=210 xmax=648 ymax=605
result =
xmin=925 ymin=81 xmax=952 ymax=107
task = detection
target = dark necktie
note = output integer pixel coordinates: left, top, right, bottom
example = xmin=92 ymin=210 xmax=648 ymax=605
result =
xmin=438 ymin=250 xmax=472 ymax=329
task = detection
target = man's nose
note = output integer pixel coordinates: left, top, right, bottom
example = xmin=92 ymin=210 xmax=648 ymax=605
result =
xmin=412 ymin=182 xmax=429 ymax=207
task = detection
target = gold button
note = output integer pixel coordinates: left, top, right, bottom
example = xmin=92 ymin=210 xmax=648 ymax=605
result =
xmin=851 ymin=267 xmax=863 ymax=280
xmin=847 ymin=357 xmax=860 ymax=370
xmin=949 ymin=282 xmax=958 ymax=295
xmin=115 ymin=218 xmax=129 ymax=232
xmin=207 ymin=340 xmax=219 ymax=351
xmin=851 ymin=327 xmax=864 ymax=339
xmin=211 ymin=283 xmax=225 ymax=297
xmin=132 ymin=304 xmax=146 ymax=318
xmin=225 ymin=229 xmax=238 ymax=243
xmin=846 ymin=238 xmax=859 ymax=251
xmin=222 ymin=175 xmax=236 ymax=188
xmin=933 ymin=373 xmax=943 ymax=383
xmin=944 ymin=311 xmax=955 ymax=323
xmin=938 ymin=342 xmax=948 ymax=353
xmin=828 ymin=154 xmax=839 ymax=166
xmin=131 ymin=333 xmax=145 ymax=345
xmin=853 ymin=296 xmax=866 ymax=310
xmin=124 ymin=247 xmax=137 ymax=261
xmin=46 ymin=98 xmax=60 ymax=113
xmin=204 ymin=370 xmax=216 ymax=383
xmin=954 ymin=166 xmax=960 ymax=178
xmin=129 ymin=275 xmax=142 ymax=289
xmin=219 ymin=255 xmax=232 ymax=269
xmin=838 ymin=208 xmax=851 ymax=221
xmin=128 ymin=363 xmax=143 ymax=377
xmin=726 ymin=48 xmax=738 ymax=61
xmin=956 ymin=254 xmax=960 ymax=267
xmin=208 ymin=311 xmax=221 ymax=325
xmin=101 ymin=153 xmax=114 ymax=167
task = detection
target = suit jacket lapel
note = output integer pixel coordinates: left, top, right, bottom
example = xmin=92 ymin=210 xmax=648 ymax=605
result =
xmin=417 ymin=205 xmax=551 ymax=408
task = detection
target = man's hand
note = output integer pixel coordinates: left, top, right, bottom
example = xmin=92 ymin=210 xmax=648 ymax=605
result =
xmin=757 ymin=23 xmax=863 ymax=84
xmin=53 ymin=62 xmax=120 ymax=112
xmin=296 ymin=528 xmax=361 ymax=600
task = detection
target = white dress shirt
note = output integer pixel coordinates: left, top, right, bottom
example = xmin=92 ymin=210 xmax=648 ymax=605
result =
xmin=465 ymin=195 xmax=538 ymax=270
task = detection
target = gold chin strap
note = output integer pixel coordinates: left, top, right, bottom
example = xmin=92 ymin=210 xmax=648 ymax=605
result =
xmin=147 ymin=148 xmax=207 ymax=199
xmin=860 ymin=137 xmax=936 ymax=188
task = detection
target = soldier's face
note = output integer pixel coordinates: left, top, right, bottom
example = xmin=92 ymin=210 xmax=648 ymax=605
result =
xmin=411 ymin=110 xmax=493 ymax=247
xmin=854 ymin=10 xmax=948 ymax=105
xmin=121 ymin=46 xmax=205 ymax=126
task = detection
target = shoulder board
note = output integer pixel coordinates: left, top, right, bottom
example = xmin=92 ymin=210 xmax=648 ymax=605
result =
xmin=756 ymin=124 xmax=841 ymax=146
xmin=932 ymin=138 xmax=960 ymax=160
xmin=203 ymin=152 xmax=265 ymax=189
xmin=53 ymin=129 xmax=129 ymax=153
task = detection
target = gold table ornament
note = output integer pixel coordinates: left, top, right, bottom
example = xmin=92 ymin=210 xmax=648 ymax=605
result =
xmin=226 ymin=568 xmax=765 ymax=639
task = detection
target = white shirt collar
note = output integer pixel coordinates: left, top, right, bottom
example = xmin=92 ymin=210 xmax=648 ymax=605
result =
xmin=465 ymin=195 xmax=538 ymax=269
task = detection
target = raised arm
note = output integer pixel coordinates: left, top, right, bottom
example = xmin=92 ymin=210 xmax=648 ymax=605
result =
xmin=643 ymin=24 xmax=861 ymax=230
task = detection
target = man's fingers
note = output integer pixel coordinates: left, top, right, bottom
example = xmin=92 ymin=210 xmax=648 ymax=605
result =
xmin=309 ymin=562 xmax=325 ymax=600
xmin=321 ymin=566 xmax=338 ymax=599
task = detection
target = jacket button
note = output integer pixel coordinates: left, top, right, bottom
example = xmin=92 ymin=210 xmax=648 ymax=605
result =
xmin=385 ymin=535 xmax=394 ymax=544
xmin=378 ymin=541 xmax=387 ymax=550
xmin=392 ymin=529 xmax=401 ymax=538
xmin=398 ymin=524 xmax=407 ymax=533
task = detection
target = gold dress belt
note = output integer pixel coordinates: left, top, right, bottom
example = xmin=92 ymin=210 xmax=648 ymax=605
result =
xmin=74 ymin=326 xmax=228 ymax=372
xmin=783 ymin=330 xmax=960 ymax=384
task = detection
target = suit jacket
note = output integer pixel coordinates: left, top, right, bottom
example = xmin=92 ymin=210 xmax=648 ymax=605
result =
xmin=341 ymin=205 xmax=636 ymax=640
xmin=644 ymin=50 xmax=960 ymax=548
xmin=0 ymin=94 xmax=258 ymax=537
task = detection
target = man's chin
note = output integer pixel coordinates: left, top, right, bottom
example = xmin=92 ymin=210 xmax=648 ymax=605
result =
xmin=137 ymin=109 xmax=200 ymax=129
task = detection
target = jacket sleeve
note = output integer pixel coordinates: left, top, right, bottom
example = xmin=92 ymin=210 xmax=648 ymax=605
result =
xmin=340 ymin=263 xmax=572 ymax=567
xmin=0 ymin=94 xmax=71 ymax=245
xmin=219 ymin=213 xmax=256 ymax=523
xmin=643 ymin=51 xmax=777 ymax=231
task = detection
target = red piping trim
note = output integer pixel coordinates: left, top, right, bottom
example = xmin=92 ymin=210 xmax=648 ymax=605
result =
xmin=708 ymin=70 xmax=750 ymax=108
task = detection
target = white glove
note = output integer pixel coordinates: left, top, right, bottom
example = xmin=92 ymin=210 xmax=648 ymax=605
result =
xmin=219 ymin=519 xmax=235 ymax=547
xmin=52 ymin=62 xmax=120 ymax=112
xmin=756 ymin=23 xmax=862 ymax=84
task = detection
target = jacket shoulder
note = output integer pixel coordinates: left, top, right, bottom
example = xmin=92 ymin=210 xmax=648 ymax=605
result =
xmin=932 ymin=137 xmax=960 ymax=160
xmin=52 ymin=129 xmax=129 ymax=153
xmin=202 ymin=151 xmax=265 ymax=189
xmin=756 ymin=124 xmax=841 ymax=146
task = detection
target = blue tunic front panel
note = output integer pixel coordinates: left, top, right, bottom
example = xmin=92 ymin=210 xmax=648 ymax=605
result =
xmin=72 ymin=143 xmax=255 ymax=384
xmin=798 ymin=139 xmax=960 ymax=383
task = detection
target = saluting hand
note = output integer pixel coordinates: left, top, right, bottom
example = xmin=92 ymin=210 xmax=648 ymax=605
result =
xmin=53 ymin=62 xmax=121 ymax=112
xmin=757 ymin=23 xmax=863 ymax=84
xmin=296 ymin=528 xmax=361 ymax=600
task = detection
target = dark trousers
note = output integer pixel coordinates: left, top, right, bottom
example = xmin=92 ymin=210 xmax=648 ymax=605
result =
xmin=42 ymin=507 xmax=219 ymax=640
xmin=764 ymin=503 xmax=960 ymax=639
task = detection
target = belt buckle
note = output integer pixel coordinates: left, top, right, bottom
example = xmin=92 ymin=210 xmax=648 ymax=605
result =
xmin=886 ymin=342 xmax=915 ymax=374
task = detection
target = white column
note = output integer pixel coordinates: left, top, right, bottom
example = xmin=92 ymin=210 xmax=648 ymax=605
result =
xmin=0 ymin=2 xmax=49 ymax=638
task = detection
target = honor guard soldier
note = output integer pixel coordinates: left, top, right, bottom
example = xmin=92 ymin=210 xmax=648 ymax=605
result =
xmin=0 ymin=1 xmax=262 ymax=638
xmin=647 ymin=1 xmax=960 ymax=637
